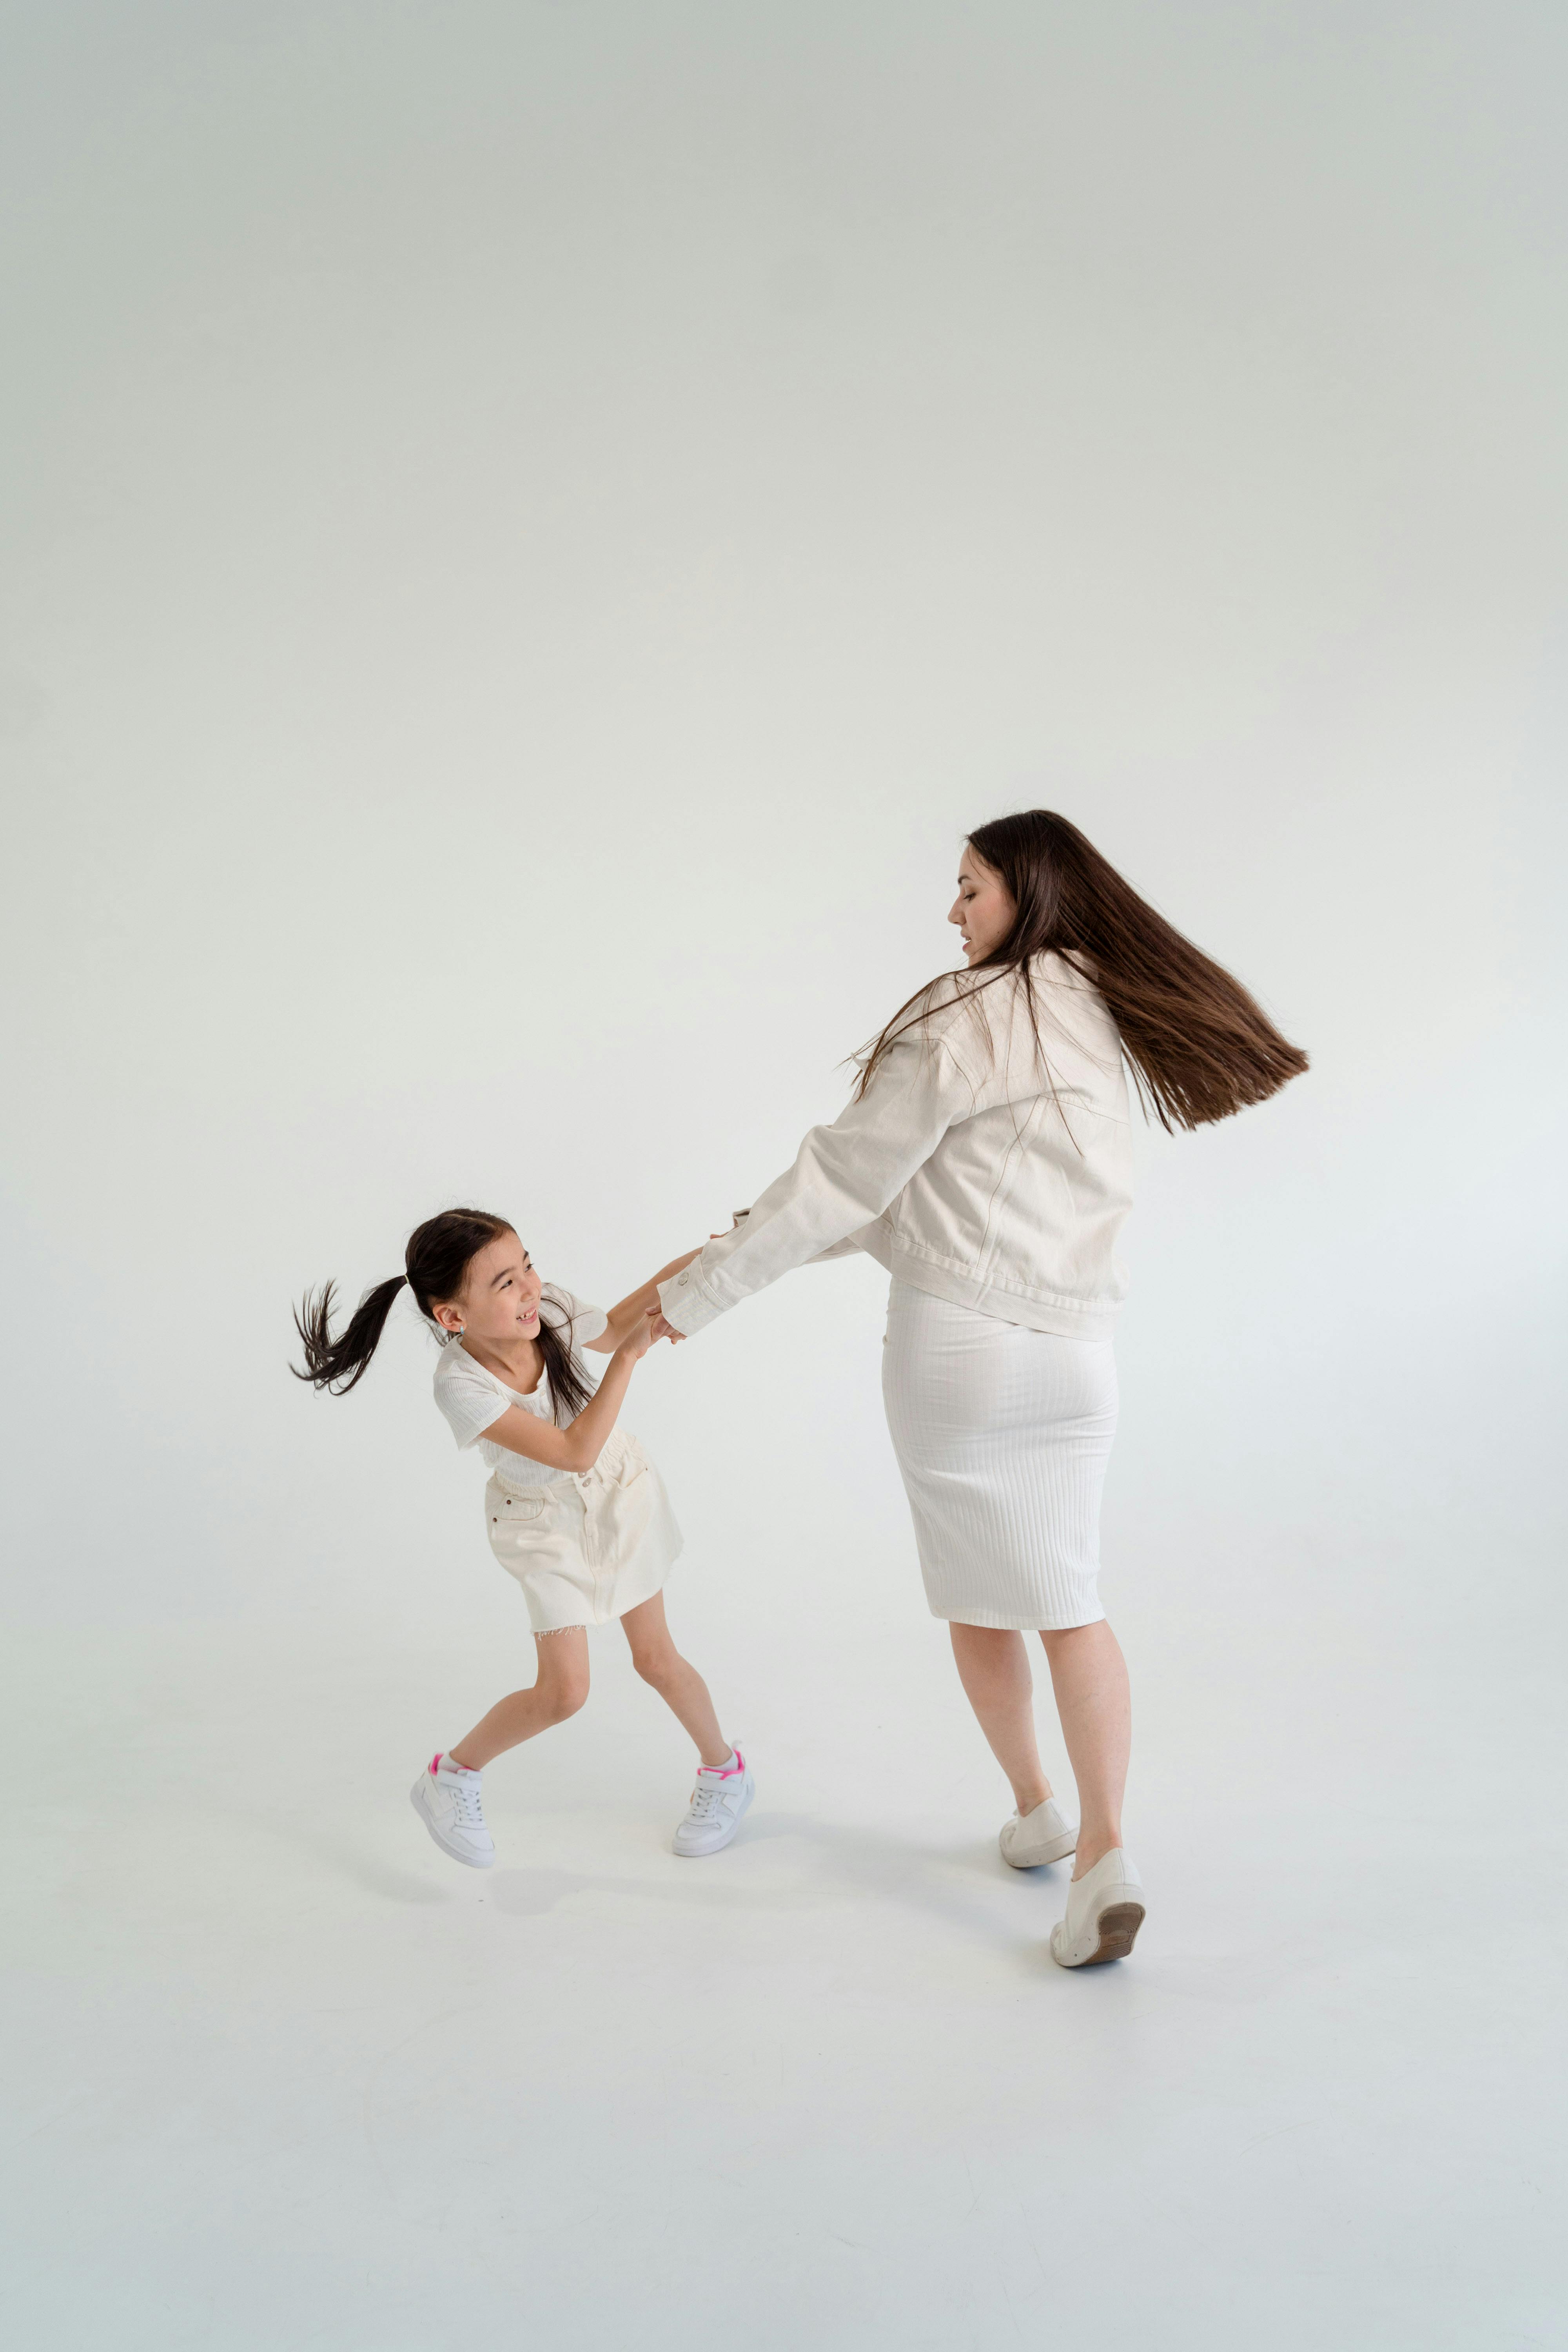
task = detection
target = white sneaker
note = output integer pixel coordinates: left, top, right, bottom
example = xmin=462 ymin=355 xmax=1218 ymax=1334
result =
xmin=410 ymin=1752 xmax=495 ymax=1869
xmin=1049 ymin=1847 xmax=1145 ymax=1967
xmin=673 ymin=1748 xmax=753 ymax=1857
xmin=999 ymin=1797 xmax=1077 ymax=1869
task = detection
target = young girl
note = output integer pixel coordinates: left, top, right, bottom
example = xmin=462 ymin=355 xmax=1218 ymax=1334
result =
xmin=292 ymin=1208 xmax=753 ymax=1867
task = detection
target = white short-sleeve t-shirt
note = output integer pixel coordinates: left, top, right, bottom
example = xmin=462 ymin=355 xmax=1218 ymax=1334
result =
xmin=432 ymin=1287 xmax=609 ymax=1484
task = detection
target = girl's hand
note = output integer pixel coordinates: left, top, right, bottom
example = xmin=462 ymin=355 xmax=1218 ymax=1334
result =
xmin=615 ymin=1307 xmax=659 ymax=1364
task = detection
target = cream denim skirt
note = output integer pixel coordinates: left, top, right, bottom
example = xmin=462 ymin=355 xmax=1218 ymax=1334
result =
xmin=484 ymin=1429 xmax=682 ymax=1633
xmin=881 ymin=1279 xmax=1118 ymax=1631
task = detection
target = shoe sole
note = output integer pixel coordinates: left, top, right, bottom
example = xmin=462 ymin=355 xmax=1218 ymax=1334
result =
xmin=410 ymin=1782 xmax=495 ymax=1869
xmin=673 ymin=1777 xmax=754 ymax=1857
xmin=1053 ymin=1898 xmax=1145 ymax=1967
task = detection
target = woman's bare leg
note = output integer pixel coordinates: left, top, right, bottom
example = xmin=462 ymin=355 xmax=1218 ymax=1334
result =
xmin=948 ymin=1624 xmax=1054 ymax=1815
xmin=449 ymin=1628 xmax=591 ymax=1770
xmin=620 ymin=1593 xmax=730 ymax=1768
xmin=1039 ymin=1621 xmax=1130 ymax=1877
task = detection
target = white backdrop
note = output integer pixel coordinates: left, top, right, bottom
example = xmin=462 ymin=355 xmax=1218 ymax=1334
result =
xmin=3 ymin=7 xmax=1565 ymax=2347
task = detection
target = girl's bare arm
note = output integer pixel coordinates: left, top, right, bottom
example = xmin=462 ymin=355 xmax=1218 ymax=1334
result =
xmin=476 ymin=1315 xmax=657 ymax=1474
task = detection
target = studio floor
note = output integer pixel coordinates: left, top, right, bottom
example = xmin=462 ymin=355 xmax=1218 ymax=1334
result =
xmin=2 ymin=1603 xmax=1561 ymax=2351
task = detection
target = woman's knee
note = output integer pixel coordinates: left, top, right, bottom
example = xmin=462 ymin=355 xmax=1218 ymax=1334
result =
xmin=1039 ymin=1619 xmax=1112 ymax=1660
xmin=951 ymin=1622 xmax=1027 ymax=1679
xmin=951 ymin=1622 xmax=1018 ymax=1657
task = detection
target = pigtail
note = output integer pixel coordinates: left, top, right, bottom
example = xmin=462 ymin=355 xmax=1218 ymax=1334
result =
xmin=292 ymin=1275 xmax=407 ymax=1395
xmin=535 ymin=1286 xmax=594 ymax=1423
xmin=292 ymin=1212 xmax=590 ymax=1412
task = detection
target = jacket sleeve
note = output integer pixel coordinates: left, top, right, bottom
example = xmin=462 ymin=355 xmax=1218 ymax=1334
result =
xmin=658 ymin=1029 xmax=975 ymax=1336
xmin=725 ymin=1212 xmax=867 ymax=1267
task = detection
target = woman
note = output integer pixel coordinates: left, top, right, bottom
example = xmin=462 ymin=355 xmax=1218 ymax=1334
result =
xmin=655 ymin=811 xmax=1307 ymax=1966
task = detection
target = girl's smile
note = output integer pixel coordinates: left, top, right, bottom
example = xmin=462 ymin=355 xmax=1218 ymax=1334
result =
xmin=431 ymin=1232 xmax=547 ymax=1368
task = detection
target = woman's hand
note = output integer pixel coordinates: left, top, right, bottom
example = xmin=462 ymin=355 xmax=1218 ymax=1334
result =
xmin=595 ymin=1224 xmax=740 ymax=1357
xmin=647 ymin=1223 xmax=734 ymax=1344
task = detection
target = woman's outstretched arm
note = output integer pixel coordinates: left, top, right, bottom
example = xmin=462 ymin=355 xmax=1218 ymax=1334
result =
xmin=656 ymin=1027 xmax=974 ymax=1339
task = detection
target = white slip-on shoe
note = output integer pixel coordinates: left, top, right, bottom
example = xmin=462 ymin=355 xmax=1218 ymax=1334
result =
xmin=999 ymin=1798 xmax=1078 ymax=1869
xmin=673 ymin=1748 xmax=753 ymax=1857
xmin=410 ymin=1752 xmax=495 ymax=1869
xmin=1049 ymin=1847 xmax=1145 ymax=1967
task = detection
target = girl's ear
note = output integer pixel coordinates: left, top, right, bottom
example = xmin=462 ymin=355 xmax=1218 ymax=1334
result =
xmin=431 ymin=1301 xmax=463 ymax=1336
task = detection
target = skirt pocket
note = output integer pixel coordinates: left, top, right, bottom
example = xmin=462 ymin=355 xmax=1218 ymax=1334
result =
xmin=491 ymin=1492 xmax=547 ymax=1528
xmin=485 ymin=1480 xmax=556 ymax=1563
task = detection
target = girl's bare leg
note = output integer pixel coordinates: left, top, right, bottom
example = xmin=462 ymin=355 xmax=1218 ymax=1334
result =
xmin=1038 ymin=1621 xmax=1130 ymax=1878
xmin=620 ymin=1593 xmax=730 ymax=1768
xmin=449 ymin=1628 xmax=590 ymax=1770
xmin=948 ymin=1623 xmax=1054 ymax=1815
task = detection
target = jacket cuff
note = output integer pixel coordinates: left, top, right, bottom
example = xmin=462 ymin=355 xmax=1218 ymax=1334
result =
xmin=657 ymin=1265 xmax=724 ymax=1337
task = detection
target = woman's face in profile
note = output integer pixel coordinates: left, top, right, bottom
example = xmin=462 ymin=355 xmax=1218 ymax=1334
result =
xmin=949 ymin=846 xmax=1015 ymax=965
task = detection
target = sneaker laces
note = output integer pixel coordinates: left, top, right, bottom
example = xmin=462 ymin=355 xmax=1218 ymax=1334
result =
xmin=444 ymin=1774 xmax=486 ymax=1827
xmin=686 ymin=1779 xmax=724 ymax=1820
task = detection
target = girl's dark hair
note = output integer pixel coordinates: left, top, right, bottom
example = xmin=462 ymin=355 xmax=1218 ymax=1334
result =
xmin=291 ymin=1207 xmax=593 ymax=1419
xmin=856 ymin=809 xmax=1308 ymax=1130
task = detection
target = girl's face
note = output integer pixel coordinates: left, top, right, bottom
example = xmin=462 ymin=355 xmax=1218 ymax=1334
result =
xmin=433 ymin=1230 xmax=544 ymax=1348
xmin=948 ymin=844 xmax=1015 ymax=965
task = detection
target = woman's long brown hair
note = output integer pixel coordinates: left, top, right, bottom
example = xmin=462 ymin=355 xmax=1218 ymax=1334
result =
xmin=856 ymin=811 xmax=1308 ymax=1130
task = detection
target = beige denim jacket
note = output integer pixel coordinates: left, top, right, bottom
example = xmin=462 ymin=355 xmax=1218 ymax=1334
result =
xmin=659 ymin=953 xmax=1135 ymax=1342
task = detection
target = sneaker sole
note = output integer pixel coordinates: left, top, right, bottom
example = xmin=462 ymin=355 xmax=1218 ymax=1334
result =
xmin=410 ymin=1782 xmax=495 ymax=1869
xmin=1053 ymin=1898 xmax=1145 ymax=1968
xmin=672 ymin=1777 xmax=754 ymax=1857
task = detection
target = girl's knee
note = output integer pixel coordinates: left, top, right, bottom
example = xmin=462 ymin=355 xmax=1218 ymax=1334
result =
xmin=539 ymin=1653 xmax=590 ymax=1719
xmin=630 ymin=1644 xmax=679 ymax=1689
xmin=546 ymin=1675 xmax=589 ymax=1721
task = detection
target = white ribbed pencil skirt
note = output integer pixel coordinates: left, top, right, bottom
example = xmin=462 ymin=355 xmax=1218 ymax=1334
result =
xmin=881 ymin=1279 xmax=1119 ymax=1631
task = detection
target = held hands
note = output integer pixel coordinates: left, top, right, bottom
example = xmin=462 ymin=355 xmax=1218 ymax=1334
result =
xmin=633 ymin=1217 xmax=741 ymax=1352
xmin=616 ymin=1308 xmax=661 ymax=1364
xmin=644 ymin=1230 xmax=726 ymax=1348
xmin=619 ymin=1303 xmax=685 ymax=1359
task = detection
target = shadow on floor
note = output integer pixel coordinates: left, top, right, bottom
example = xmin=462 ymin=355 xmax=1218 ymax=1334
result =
xmin=479 ymin=1809 xmax=1074 ymax=1974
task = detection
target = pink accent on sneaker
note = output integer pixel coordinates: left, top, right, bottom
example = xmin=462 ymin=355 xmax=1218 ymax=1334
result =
xmin=428 ymin=1753 xmax=442 ymax=1777
xmin=699 ymin=1748 xmax=745 ymax=1779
